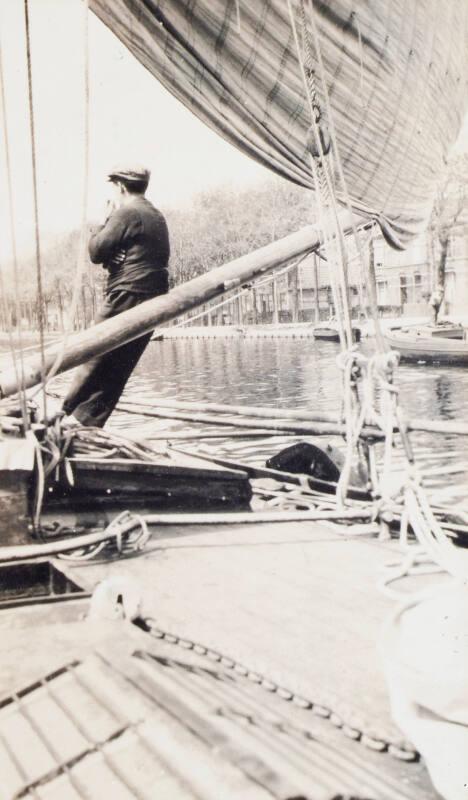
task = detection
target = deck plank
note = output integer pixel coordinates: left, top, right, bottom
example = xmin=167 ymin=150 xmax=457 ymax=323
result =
xmin=60 ymin=521 xmax=445 ymax=746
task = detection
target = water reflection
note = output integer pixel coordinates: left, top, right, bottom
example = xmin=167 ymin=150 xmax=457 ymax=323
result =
xmin=111 ymin=337 xmax=468 ymax=500
xmin=129 ymin=336 xmax=467 ymax=419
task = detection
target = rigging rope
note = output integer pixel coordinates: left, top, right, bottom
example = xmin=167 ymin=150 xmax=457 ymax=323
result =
xmin=301 ymin=0 xmax=356 ymax=349
xmin=286 ymin=0 xmax=353 ymax=349
xmin=304 ymin=0 xmax=387 ymax=352
xmin=44 ymin=0 xmax=90 ymax=387
xmin=286 ymin=1 xmax=468 ymax=574
xmin=0 ymin=36 xmax=29 ymax=430
xmin=172 ymin=253 xmax=310 ymax=329
xmin=287 ymin=0 xmax=370 ymax=503
xmin=286 ymin=0 xmax=413 ymax=512
xmin=28 ymin=0 xmax=91 ymax=407
xmin=24 ymin=0 xmax=47 ymax=421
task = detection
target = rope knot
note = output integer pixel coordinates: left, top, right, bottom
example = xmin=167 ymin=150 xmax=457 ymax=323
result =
xmin=105 ymin=510 xmax=151 ymax=554
xmin=336 ymin=346 xmax=363 ymax=372
xmin=306 ymin=119 xmax=331 ymax=159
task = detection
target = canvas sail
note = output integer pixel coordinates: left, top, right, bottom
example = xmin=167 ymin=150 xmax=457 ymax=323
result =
xmin=90 ymin=0 xmax=468 ymax=248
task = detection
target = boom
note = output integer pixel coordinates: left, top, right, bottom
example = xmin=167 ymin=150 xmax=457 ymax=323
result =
xmin=0 ymin=213 xmax=363 ymax=399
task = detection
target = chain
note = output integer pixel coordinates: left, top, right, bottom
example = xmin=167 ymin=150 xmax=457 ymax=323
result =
xmin=140 ymin=616 xmax=418 ymax=762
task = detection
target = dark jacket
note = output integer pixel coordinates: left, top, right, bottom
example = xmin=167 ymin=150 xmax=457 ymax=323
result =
xmin=89 ymin=196 xmax=170 ymax=295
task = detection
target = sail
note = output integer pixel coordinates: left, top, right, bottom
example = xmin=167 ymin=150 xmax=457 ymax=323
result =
xmin=90 ymin=0 xmax=468 ymax=248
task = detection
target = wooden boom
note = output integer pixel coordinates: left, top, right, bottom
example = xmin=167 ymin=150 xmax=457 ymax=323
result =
xmin=0 ymin=213 xmax=363 ymax=398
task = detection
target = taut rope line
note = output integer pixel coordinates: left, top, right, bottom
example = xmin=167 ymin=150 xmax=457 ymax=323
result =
xmin=30 ymin=0 xmax=91 ymax=399
xmin=0 ymin=37 xmax=28 ymax=429
xmin=287 ymin=0 xmax=354 ymax=349
xmin=172 ymin=252 xmax=311 ymax=330
xmin=304 ymin=0 xmax=386 ymax=353
xmin=51 ymin=0 xmax=89 ymax=377
xmin=24 ymin=0 xmax=47 ymax=421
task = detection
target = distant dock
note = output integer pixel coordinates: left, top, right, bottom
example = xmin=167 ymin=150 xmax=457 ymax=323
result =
xmin=153 ymin=324 xmax=318 ymax=340
xmin=153 ymin=315 xmax=468 ymax=342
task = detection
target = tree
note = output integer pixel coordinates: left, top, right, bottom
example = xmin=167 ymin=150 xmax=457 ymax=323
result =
xmin=166 ymin=178 xmax=315 ymax=287
xmin=1 ymin=178 xmax=315 ymax=330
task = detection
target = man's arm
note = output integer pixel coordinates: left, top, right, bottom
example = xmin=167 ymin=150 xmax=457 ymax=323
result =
xmin=88 ymin=207 xmax=141 ymax=265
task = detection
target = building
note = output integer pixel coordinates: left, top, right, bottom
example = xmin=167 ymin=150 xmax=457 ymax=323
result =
xmin=277 ymin=219 xmax=468 ymax=321
xmin=179 ymin=216 xmax=468 ymax=328
xmin=373 ymin=221 xmax=468 ymax=317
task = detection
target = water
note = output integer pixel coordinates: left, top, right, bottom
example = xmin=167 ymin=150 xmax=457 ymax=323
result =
xmin=104 ymin=336 xmax=468 ymax=507
xmin=3 ymin=334 xmax=466 ymax=505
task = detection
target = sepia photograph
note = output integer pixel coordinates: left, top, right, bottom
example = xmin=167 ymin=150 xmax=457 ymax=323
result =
xmin=0 ymin=0 xmax=467 ymax=798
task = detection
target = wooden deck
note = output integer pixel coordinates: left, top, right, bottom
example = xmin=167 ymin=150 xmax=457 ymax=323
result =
xmin=59 ymin=521 xmax=445 ymax=751
xmin=0 ymin=521 xmax=446 ymax=798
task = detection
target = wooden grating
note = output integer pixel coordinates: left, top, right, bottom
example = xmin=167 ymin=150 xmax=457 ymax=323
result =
xmin=0 ymin=646 xmax=437 ymax=800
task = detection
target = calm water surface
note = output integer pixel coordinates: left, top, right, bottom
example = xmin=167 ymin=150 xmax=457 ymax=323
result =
xmin=2 ymin=335 xmax=465 ymax=504
xmin=105 ymin=337 xmax=468 ymax=505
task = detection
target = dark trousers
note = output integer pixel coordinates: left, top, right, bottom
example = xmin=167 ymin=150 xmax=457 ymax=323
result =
xmin=62 ymin=289 xmax=160 ymax=427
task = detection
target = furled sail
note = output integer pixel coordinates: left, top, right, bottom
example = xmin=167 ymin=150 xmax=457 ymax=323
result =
xmin=90 ymin=0 xmax=468 ymax=248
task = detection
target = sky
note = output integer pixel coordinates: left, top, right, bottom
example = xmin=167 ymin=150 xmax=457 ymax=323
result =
xmin=0 ymin=0 xmax=270 ymax=263
xmin=1 ymin=0 xmax=467 ymax=265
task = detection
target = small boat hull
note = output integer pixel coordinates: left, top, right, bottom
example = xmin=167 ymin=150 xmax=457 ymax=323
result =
xmin=313 ymin=326 xmax=361 ymax=343
xmin=313 ymin=327 xmax=340 ymax=342
xmin=385 ymin=332 xmax=468 ymax=365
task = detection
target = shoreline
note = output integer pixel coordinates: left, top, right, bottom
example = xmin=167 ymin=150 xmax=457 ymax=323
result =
xmin=1 ymin=314 xmax=468 ymax=347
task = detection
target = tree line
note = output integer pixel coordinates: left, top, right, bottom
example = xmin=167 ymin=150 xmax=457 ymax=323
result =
xmin=0 ymin=178 xmax=314 ymax=330
xmin=1 ymin=155 xmax=466 ymax=331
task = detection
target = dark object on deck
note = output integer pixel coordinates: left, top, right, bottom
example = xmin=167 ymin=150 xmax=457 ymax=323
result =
xmin=45 ymin=452 xmax=252 ymax=512
xmin=267 ymin=441 xmax=343 ymax=483
xmin=266 ymin=441 xmax=368 ymax=492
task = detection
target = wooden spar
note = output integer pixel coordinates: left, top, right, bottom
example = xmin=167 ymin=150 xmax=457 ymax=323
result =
xmin=0 ymin=213 xmax=362 ymax=398
xmin=116 ymin=402 xmax=385 ymax=439
xmin=145 ymin=431 xmax=287 ymax=440
xmin=0 ymin=506 xmax=372 ymax=562
xmin=142 ymin=508 xmax=371 ymax=524
xmin=119 ymin=397 xmax=341 ymax=423
xmin=169 ymin=446 xmax=371 ymax=500
xmin=119 ymin=397 xmax=468 ymax=437
xmin=407 ymin=418 xmax=468 ymax=436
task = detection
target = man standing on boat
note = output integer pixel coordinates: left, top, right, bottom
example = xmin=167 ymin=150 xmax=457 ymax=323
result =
xmin=62 ymin=165 xmax=170 ymax=427
xmin=429 ymin=284 xmax=444 ymax=326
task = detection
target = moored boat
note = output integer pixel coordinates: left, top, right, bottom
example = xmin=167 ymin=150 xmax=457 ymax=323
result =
xmin=385 ymin=323 xmax=468 ymax=365
xmin=312 ymin=324 xmax=361 ymax=342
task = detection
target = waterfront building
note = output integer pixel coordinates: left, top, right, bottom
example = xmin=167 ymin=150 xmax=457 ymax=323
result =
xmin=272 ymin=220 xmax=468 ymax=323
xmin=372 ymin=219 xmax=468 ymax=318
xmin=4 ymin=218 xmax=465 ymax=334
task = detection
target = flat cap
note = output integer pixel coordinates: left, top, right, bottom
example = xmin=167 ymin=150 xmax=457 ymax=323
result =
xmin=107 ymin=165 xmax=151 ymax=184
